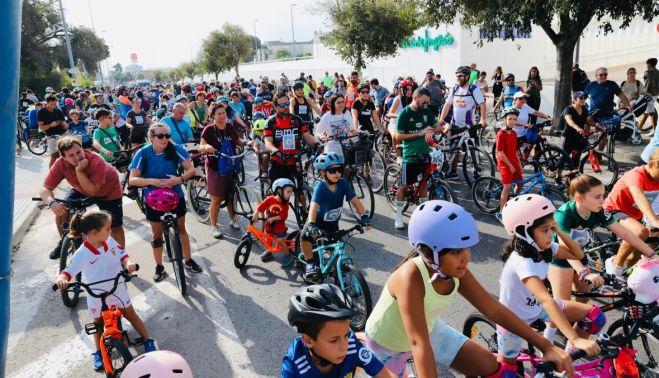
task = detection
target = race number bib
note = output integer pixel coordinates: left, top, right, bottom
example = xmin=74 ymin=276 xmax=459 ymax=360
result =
xmin=323 ymin=207 xmax=342 ymax=222
xmin=298 ymin=105 xmax=308 ymax=115
xmin=282 ymin=133 xmax=296 ymax=151
xmin=134 ymin=115 xmax=144 ymax=125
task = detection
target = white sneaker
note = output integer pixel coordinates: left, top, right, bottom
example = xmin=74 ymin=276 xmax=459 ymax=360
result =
xmin=394 ymin=213 xmax=404 ymax=229
xmin=396 ymin=157 xmax=403 ymax=166
xmin=604 ymin=256 xmax=624 ymax=277
xmin=229 ymin=218 xmax=241 ymax=230
xmin=210 ymin=225 xmax=223 ymax=239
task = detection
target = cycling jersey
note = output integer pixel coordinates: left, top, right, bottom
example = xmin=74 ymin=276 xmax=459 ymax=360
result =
xmin=264 ymin=114 xmax=309 ymax=166
xmin=282 ymin=330 xmax=384 ymax=378
xmin=311 ymin=178 xmax=356 ymax=225
xmin=501 ymin=85 xmax=522 ymax=107
xmin=254 ymin=103 xmax=274 ymax=118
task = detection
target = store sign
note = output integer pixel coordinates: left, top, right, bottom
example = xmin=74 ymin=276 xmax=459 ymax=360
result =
xmin=401 ymin=30 xmax=454 ymax=53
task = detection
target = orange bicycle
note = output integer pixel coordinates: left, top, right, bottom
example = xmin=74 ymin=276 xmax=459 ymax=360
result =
xmin=233 ymin=216 xmax=299 ymax=269
xmin=53 ymin=266 xmax=142 ymax=377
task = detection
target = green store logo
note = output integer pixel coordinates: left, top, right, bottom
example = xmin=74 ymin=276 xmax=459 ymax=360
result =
xmin=401 ymin=30 xmax=454 ymax=53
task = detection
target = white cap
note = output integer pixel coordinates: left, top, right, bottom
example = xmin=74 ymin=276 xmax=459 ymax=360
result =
xmin=513 ymin=91 xmax=529 ymax=100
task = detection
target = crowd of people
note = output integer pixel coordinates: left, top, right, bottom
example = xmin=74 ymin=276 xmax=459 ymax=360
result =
xmin=14 ymin=56 xmax=659 ymax=377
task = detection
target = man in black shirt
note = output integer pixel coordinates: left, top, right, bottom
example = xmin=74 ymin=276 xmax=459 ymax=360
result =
xmin=37 ymin=94 xmax=68 ymax=167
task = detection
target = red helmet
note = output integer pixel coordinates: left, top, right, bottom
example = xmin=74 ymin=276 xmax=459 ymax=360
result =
xmin=400 ymin=79 xmax=414 ymax=88
xmin=145 ymin=188 xmax=179 ymax=212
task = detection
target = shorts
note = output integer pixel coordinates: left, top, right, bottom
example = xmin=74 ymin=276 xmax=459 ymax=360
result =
xmin=550 ymin=255 xmax=589 ymax=268
xmin=401 ymin=159 xmax=430 ymax=186
xmin=645 ymin=95 xmax=657 ymax=114
xmin=87 ymin=280 xmax=131 ymax=319
xmin=47 ymin=135 xmax=62 ymax=154
xmin=129 ymin=125 xmax=149 ymax=144
xmin=144 ymin=195 xmax=187 ymax=223
xmin=269 ymin=162 xmax=298 ymax=183
xmin=365 ymin=318 xmax=468 ymax=377
xmin=497 ymin=299 xmax=565 ymax=358
xmin=65 ymin=189 xmax=124 ymax=227
xmin=498 ymin=166 xmax=523 ymax=185
xmin=206 ymin=165 xmax=233 ymax=198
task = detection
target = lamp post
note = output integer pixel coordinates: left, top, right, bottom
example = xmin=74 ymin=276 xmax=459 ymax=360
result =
xmin=87 ymin=0 xmax=105 ymax=84
xmin=58 ymin=0 xmax=78 ymax=83
xmin=252 ymin=19 xmax=259 ymax=62
xmin=290 ymin=3 xmax=296 ymax=58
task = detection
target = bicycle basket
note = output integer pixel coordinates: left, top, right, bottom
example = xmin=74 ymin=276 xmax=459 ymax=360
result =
xmin=628 ymin=301 xmax=655 ymax=321
xmin=600 ymin=116 xmax=621 ymax=134
xmin=343 ymin=138 xmax=371 ymax=165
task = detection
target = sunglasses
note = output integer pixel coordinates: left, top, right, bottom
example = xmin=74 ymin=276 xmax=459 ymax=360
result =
xmin=360 ymin=91 xmax=369 ymax=94
xmin=598 ymin=73 xmax=608 ymax=77
xmin=326 ymin=167 xmax=343 ymax=174
xmin=577 ymin=96 xmax=587 ymax=100
xmin=276 ymin=102 xmax=290 ymax=108
xmin=154 ymin=133 xmax=171 ymax=140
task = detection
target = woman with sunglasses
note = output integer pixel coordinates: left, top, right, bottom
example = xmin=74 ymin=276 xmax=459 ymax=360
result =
xmin=128 ymin=123 xmax=201 ymax=282
xmin=558 ymin=91 xmax=590 ymax=169
xmin=315 ymin=93 xmax=357 ymax=161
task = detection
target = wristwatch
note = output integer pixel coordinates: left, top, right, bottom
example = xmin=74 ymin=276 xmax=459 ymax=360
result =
xmin=47 ymin=199 xmax=56 ymax=208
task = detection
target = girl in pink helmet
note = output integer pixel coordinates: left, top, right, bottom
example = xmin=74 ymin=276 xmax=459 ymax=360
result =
xmin=498 ymin=194 xmax=603 ymax=367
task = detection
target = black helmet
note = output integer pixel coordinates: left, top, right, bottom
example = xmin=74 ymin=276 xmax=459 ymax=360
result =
xmin=293 ymin=82 xmax=304 ymax=90
xmin=455 ymin=66 xmax=471 ymax=76
xmin=287 ymin=284 xmax=356 ymax=327
xmin=357 ymin=83 xmax=370 ymax=93
xmin=505 ymin=73 xmax=515 ymax=81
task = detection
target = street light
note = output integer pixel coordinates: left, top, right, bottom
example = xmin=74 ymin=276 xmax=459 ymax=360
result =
xmin=252 ymin=19 xmax=259 ymax=62
xmin=290 ymin=3 xmax=296 ymax=59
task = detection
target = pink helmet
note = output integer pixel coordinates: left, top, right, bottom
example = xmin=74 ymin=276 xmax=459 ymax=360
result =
xmin=501 ymin=194 xmax=555 ymax=248
xmin=121 ymin=350 xmax=192 ymax=378
xmin=146 ymin=188 xmax=179 ymax=212
xmin=64 ymin=98 xmax=74 ymax=105
xmin=627 ymin=260 xmax=659 ymax=304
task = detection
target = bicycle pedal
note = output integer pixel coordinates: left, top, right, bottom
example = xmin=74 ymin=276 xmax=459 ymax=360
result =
xmin=132 ymin=337 xmax=144 ymax=346
xmin=84 ymin=322 xmax=99 ymax=335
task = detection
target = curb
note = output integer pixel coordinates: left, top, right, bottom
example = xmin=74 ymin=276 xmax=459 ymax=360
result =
xmin=12 ymin=202 xmax=41 ymax=245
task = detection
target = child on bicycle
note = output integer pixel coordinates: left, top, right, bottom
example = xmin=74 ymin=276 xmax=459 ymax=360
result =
xmin=252 ymin=178 xmax=295 ymax=266
xmin=283 ymin=283 xmax=395 ymax=377
xmin=54 ymin=210 xmax=156 ymax=371
xmin=495 ymin=107 xmax=523 ymax=219
xmin=300 ymin=152 xmax=371 ymax=282
xmin=251 ymin=111 xmax=269 ymax=179
xmin=498 ymin=194 xmax=603 ymax=366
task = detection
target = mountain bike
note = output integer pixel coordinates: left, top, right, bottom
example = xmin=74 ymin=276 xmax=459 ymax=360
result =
xmin=295 ymin=225 xmax=372 ymax=331
xmin=111 ymin=145 xmax=146 ymax=215
xmin=53 ymin=267 xmax=142 ymax=377
xmin=157 ymin=204 xmax=188 ymax=296
xmin=439 ymin=125 xmax=495 ymax=186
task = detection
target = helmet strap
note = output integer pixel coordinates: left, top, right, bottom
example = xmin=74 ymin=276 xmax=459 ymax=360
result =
xmin=517 ymin=228 xmax=544 ymax=252
xmin=418 ymin=246 xmax=447 ymax=282
xmin=309 ymin=347 xmax=334 ymax=367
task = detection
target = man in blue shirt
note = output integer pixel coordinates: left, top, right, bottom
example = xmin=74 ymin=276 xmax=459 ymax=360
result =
xmin=585 ymin=66 xmax=631 ymax=120
xmin=160 ymin=103 xmax=194 ymax=145
xmin=369 ymin=79 xmax=390 ymax=117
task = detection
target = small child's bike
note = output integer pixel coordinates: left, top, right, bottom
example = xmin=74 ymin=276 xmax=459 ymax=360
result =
xmin=233 ymin=216 xmax=299 ymax=269
xmin=53 ymin=266 xmax=143 ymax=378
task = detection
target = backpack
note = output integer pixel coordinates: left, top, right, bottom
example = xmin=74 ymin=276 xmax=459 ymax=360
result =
xmin=444 ymin=84 xmax=479 ymax=123
xmin=215 ymin=128 xmax=240 ymax=176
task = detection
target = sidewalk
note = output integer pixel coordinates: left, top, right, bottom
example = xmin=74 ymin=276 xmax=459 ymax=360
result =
xmin=12 ymin=152 xmax=49 ymax=245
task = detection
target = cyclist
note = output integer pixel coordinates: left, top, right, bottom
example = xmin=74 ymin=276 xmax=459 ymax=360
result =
xmin=160 ymin=103 xmax=195 ymax=145
xmin=253 ymin=96 xmax=274 ymax=118
xmin=122 ymin=350 xmax=192 ymax=378
xmin=128 ymin=123 xmax=202 ymax=281
xmin=369 ymin=79 xmax=390 ymax=119
xmin=422 ymin=70 xmax=445 ymax=116
xmin=299 ymin=152 xmax=371 ymax=281
xmin=316 ymin=93 xmax=356 ymax=160
xmin=126 ymin=98 xmax=154 ymax=148
xmin=602 ymin=147 xmax=659 ymax=277
xmin=55 ymin=210 xmax=156 ymax=371
xmin=387 ymin=79 xmax=414 ymax=166
xmin=252 ymin=178 xmax=295 ymax=266
xmin=67 ymin=109 xmax=92 ymax=149
xmin=283 ymin=284 xmax=394 ymax=377
xmin=92 ymin=109 xmax=123 ymax=163
xmin=365 ymin=200 xmax=573 ymax=378
xmin=40 ymin=136 xmax=126 ymax=258
xmin=38 ymin=94 xmax=69 ymax=168
xmin=351 ymin=83 xmax=381 ymax=134
xmin=498 ymin=194 xmax=602 ymax=366
xmin=190 ymin=91 xmax=208 ymax=128
xmin=492 ymin=73 xmax=522 ymax=112
xmin=290 ymin=82 xmax=321 ymax=132
xmin=510 ymin=91 xmax=552 ymax=139
xmin=586 ymin=67 xmax=632 ymax=120
xmin=256 ymin=79 xmax=274 ymax=102
xmin=495 ymin=107 xmax=523 ymax=218
xmin=345 ymin=71 xmax=360 ymax=109
xmin=392 ymin=87 xmax=441 ymax=229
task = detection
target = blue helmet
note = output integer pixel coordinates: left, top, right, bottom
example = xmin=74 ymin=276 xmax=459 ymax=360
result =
xmin=314 ymin=152 xmax=344 ymax=174
xmin=272 ymin=178 xmax=295 ymax=193
xmin=218 ymin=96 xmax=229 ymax=103
xmin=252 ymin=112 xmax=265 ymax=120
xmin=254 ymin=96 xmax=263 ymax=104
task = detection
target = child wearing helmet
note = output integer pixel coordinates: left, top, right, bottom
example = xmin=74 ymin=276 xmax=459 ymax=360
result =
xmin=498 ymin=194 xmax=603 ymax=366
xmin=300 ymin=152 xmax=372 ymax=281
xmin=495 ymin=107 xmax=523 ymax=217
xmin=251 ymin=112 xmax=270 ymax=178
xmin=122 ymin=350 xmax=192 ymax=378
xmin=253 ymin=96 xmax=274 ymax=118
xmin=54 ymin=210 xmax=156 ymax=370
xmin=283 ymin=284 xmax=394 ymax=378
xmin=365 ymin=200 xmax=574 ymax=378
xmin=252 ymin=178 xmax=295 ymax=266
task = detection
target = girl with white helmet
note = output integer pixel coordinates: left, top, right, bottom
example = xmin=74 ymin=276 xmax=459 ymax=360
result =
xmin=498 ymin=194 xmax=603 ymax=368
xmin=365 ymin=200 xmax=573 ymax=378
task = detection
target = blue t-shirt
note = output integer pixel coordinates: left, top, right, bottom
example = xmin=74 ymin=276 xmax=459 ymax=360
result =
xmin=128 ymin=143 xmax=189 ymax=198
xmin=372 ymin=86 xmax=390 ymax=107
xmin=160 ymin=116 xmax=193 ymax=145
xmin=585 ymin=80 xmax=621 ymax=114
xmin=229 ymin=101 xmax=247 ymax=119
xmin=68 ymin=121 xmax=91 ymax=143
xmin=27 ymin=108 xmax=39 ymax=129
xmin=281 ymin=331 xmax=384 ymax=378
xmin=502 ymin=85 xmax=522 ymax=107
xmin=311 ymin=179 xmax=356 ymax=224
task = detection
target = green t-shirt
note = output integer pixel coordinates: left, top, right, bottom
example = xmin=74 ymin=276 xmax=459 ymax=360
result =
xmin=93 ymin=126 xmax=122 ymax=162
xmin=322 ymin=76 xmax=335 ymax=87
xmin=395 ymin=105 xmax=437 ymax=163
xmin=469 ymin=70 xmax=479 ymax=85
xmin=553 ymin=200 xmax=615 ymax=246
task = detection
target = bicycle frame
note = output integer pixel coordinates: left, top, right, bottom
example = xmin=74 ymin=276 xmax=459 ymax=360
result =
xmin=312 ymin=240 xmax=354 ymax=290
xmin=513 ymin=171 xmax=549 ymax=196
xmin=246 ymin=224 xmax=296 ymax=254
xmin=514 ymin=348 xmax=635 ymax=378
xmin=98 ymin=307 xmax=127 ymax=375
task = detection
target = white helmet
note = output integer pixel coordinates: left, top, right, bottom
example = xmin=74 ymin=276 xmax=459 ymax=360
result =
xmin=121 ymin=351 xmax=193 ymax=378
xmin=627 ymin=260 xmax=659 ymax=304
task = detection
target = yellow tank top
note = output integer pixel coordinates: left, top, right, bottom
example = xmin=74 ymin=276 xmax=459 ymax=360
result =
xmin=365 ymin=256 xmax=459 ymax=352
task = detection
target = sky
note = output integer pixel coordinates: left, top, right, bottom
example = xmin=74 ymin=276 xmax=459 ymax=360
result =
xmin=61 ymin=0 xmax=323 ymax=71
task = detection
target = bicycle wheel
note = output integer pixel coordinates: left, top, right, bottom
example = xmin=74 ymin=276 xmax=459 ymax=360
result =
xmin=186 ymin=179 xmax=210 ymax=223
xmin=348 ymin=173 xmax=374 ymax=221
xmin=479 ymin=122 xmax=498 ymax=150
xmin=59 ymin=236 xmax=82 ymax=308
xmin=367 ymin=151 xmax=386 ymax=193
xmin=462 ymin=146 xmax=495 ymax=187
xmin=542 ymin=186 xmax=568 ymax=209
xmin=429 ymin=178 xmax=458 ymax=204
xmin=233 ymin=185 xmax=261 ymax=230
xmin=339 ymin=263 xmax=373 ymax=331
xmin=535 ymin=144 xmax=574 ymax=180
xmin=233 ymin=237 xmax=252 ymax=269
xmin=384 ymin=165 xmax=407 ymax=212
xmin=578 ymin=151 xmax=619 ymax=191
xmin=27 ymin=137 xmax=47 ymax=155
xmin=293 ymin=183 xmax=312 ymax=229
xmin=462 ymin=312 xmax=499 ymax=353
xmin=607 ymin=318 xmax=659 ymax=377
xmin=471 ymin=176 xmax=503 ymax=214
xmin=168 ymin=225 xmax=187 ymax=296
xmin=104 ymin=338 xmax=133 ymax=376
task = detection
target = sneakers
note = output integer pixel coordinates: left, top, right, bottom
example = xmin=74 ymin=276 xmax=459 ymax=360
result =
xmin=304 ymin=263 xmax=320 ymax=282
xmin=49 ymin=239 xmax=63 ymax=260
xmin=229 ymin=218 xmax=241 ymax=230
xmin=92 ymin=350 xmax=104 ymax=370
xmin=259 ymin=251 xmax=273 ymax=262
xmin=153 ymin=265 xmax=167 ymax=282
xmin=281 ymin=254 xmax=293 ymax=267
xmin=143 ymin=338 xmax=157 ymax=353
xmin=185 ymin=258 xmax=202 ymax=273
xmin=210 ymin=225 xmax=223 ymax=239
xmin=604 ymin=256 xmax=624 ymax=277
xmin=396 ymin=156 xmax=402 ymax=166
xmin=394 ymin=212 xmax=404 ymax=229
xmin=444 ymin=171 xmax=459 ymax=180
xmin=495 ymin=211 xmax=503 ymax=224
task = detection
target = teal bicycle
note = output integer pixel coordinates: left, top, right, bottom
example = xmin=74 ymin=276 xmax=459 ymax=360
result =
xmin=471 ymin=162 xmax=567 ymax=214
xmin=295 ymin=224 xmax=372 ymax=331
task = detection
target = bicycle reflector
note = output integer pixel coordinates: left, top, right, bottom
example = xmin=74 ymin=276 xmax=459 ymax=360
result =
xmin=613 ymin=348 xmax=639 ymax=378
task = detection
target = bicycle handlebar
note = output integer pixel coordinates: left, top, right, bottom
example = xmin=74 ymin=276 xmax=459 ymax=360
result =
xmin=52 ymin=264 xmax=140 ymax=297
xmin=218 ymin=147 xmax=254 ymax=160
xmin=32 ymin=196 xmax=95 ymax=210
xmin=319 ymin=224 xmax=364 ymax=243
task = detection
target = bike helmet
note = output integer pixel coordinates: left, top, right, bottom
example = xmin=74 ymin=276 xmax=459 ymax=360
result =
xmin=408 ymin=200 xmax=479 ymax=280
xmin=64 ymin=98 xmax=74 ymax=105
xmin=252 ymin=119 xmax=266 ymax=131
xmin=218 ymin=95 xmax=229 ymax=103
xmin=314 ymin=152 xmax=344 ymax=174
xmin=272 ymin=178 xmax=295 ymax=193
xmin=501 ymin=194 xmax=555 ymax=249
xmin=500 ymin=106 xmax=519 ymax=118
xmin=145 ymin=188 xmax=180 ymax=212
xmin=254 ymin=96 xmax=263 ymax=104
xmin=323 ymin=90 xmax=335 ymax=99
xmin=400 ymin=79 xmax=414 ymax=88
xmin=293 ymin=82 xmax=304 ymax=91
xmin=121 ymin=350 xmax=192 ymax=378
xmin=455 ymin=66 xmax=471 ymax=76
xmin=287 ymin=284 xmax=356 ymax=327
xmin=627 ymin=260 xmax=659 ymax=304
xmin=252 ymin=111 xmax=265 ymax=120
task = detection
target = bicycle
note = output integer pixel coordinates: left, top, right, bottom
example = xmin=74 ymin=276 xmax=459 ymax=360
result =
xmin=184 ymin=148 xmax=211 ymax=223
xmin=33 ymin=196 xmax=95 ymax=308
xmin=110 ymin=145 xmax=146 ymax=215
xmin=233 ymin=215 xmax=300 ymax=269
xmin=384 ymin=148 xmax=457 ymax=213
xmin=156 ymin=201 xmax=188 ymax=296
xmin=52 ymin=267 xmax=142 ymax=377
xmin=266 ymin=150 xmax=314 ymax=229
xmin=295 ymin=224 xmax=373 ymax=331
xmin=471 ymin=162 xmax=567 ymax=214
xmin=438 ymin=125 xmax=495 ymax=186
xmin=573 ymin=127 xmax=621 ymax=191
xmin=26 ymin=132 xmax=59 ymax=156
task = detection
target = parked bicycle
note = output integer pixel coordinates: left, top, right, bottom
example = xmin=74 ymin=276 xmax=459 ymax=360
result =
xmin=438 ymin=125 xmax=495 ymax=186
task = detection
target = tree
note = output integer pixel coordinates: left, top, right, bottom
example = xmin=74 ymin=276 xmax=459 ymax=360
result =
xmin=111 ymin=63 xmax=124 ymax=82
xmin=318 ymin=0 xmax=419 ymax=70
xmin=200 ymin=23 xmax=252 ymax=78
xmin=275 ymin=49 xmax=292 ymax=60
xmin=55 ymin=26 xmax=109 ymax=76
xmin=247 ymin=36 xmax=263 ymax=62
xmin=153 ymin=69 xmax=164 ymax=83
xmin=181 ymin=62 xmax=198 ymax=82
xmin=417 ymin=0 xmax=659 ymax=123
xmin=168 ymin=70 xmax=179 ymax=82
xmin=200 ymin=30 xmax=229 ymax=80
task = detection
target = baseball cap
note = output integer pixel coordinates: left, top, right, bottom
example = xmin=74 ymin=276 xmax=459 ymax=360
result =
xmin=513 ymin=91 xmax=528 ymax=100
xmin=572 ymin=91 xmax=586 ymax=99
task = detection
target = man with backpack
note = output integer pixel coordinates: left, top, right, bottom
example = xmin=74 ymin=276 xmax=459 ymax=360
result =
xmin=160 ymin=103 xmax=194 ymax=145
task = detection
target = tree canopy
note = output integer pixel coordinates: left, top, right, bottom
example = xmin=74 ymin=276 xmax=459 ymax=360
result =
xmin=55 ymin=26 xmax=109 ymax=76
xmin=200 ymin=23 xmax=252 ymax=79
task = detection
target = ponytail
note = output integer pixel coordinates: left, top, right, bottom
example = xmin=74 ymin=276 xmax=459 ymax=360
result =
xmin=394 ymin=249 xmax=421 ymax=271
xmin=68 ymin=213 xmax=84 ymax=238
xmin=68 ymin=210 xmax=111 ymax=239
